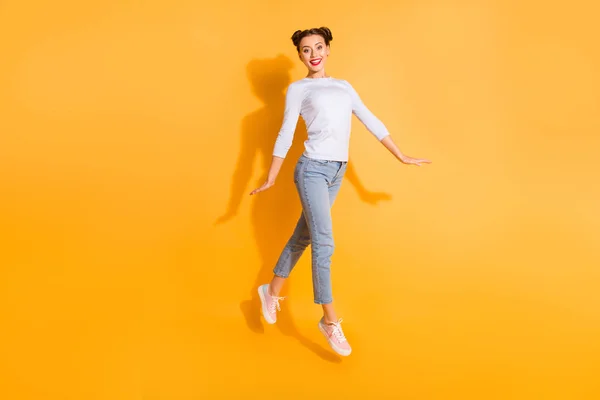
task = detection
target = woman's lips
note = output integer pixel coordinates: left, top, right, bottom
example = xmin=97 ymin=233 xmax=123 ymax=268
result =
xmin=310 ymin=58 xmax=322 ymax=66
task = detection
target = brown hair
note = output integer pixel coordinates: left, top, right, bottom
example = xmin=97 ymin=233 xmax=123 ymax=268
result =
xmin=291 ymin=27 xmax=333 ymax=52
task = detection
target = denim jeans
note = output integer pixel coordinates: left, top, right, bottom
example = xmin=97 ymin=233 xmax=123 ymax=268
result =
xmin=273 ymin=154 xmax=348 ymax=304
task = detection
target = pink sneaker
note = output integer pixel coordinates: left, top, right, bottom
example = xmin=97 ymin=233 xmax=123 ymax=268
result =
xmin=318 ymin=318 xmax=352 ymax=356
xmin=258 ymin=284 xmax=284 ymax=324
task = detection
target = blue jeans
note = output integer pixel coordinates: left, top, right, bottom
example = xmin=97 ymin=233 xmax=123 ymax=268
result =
xmin=273 ymin=154 xmax=348 ymax=304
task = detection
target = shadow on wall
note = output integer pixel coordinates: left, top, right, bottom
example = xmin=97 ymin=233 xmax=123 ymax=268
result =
xmin=215 ymin=54 xmax=390 ymax=361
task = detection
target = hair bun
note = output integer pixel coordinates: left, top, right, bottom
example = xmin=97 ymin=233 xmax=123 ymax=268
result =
xmin=319 ymin=27 xmax=333 ymax=41
xmin=291 ymin=30 xmax=303 ymax=46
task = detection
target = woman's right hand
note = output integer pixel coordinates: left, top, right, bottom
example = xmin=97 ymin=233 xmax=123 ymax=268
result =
xmin=249 ymin=180 xmax=275 ymax=195
xmin=250 ymin=156 xmax=284 ymax=195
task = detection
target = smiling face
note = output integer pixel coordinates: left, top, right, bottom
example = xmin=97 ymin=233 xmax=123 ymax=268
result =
xmin=298 ymin=34 xmax=330 ymax=75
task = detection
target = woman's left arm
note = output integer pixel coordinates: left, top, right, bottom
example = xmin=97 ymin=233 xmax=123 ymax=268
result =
xmin=380 ymin=135 xmax=431 ymax=166
xmin=346 ymin=81 xmax=431 ymax=166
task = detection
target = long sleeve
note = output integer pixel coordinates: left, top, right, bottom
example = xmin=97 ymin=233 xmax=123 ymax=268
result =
xmin=345 ymin=81 xmax=390 ymax=141
xmin=272 ymin=82 xmax=303 ymax=158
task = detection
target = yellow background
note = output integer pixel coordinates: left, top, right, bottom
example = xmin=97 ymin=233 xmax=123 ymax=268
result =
xmin=1 ymin=0 xmax=599 ymax=399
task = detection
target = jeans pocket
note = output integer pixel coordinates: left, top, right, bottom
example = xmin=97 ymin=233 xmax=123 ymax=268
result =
xmin=293 ymin=158 xmax=305 ymax=184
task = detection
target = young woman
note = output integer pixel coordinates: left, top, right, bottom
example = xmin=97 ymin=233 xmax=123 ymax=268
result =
xmin=249 ymin=27 xmax=431 ymax=357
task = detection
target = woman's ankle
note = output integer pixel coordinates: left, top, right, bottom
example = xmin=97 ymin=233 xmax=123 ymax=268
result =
xmin=269 ymin=276 xmax=286 ymax=297
xmin=321 ymin=303 xmax=337 ymax=324
xmin=322 ymin=314 xmax=338 ymax=325
xmin=268 ymin=283 xmax=281 ymax=297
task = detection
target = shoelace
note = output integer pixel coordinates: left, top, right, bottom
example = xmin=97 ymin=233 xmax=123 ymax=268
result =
xmin=269 ymin=295 xmax=285 ymax=314
xmin=329 ymin=318 xmax=347 ymax=343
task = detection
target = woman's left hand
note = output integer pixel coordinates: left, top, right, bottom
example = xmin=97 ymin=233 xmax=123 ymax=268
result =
xmin=400 ymin=155 xmax=431 ymax=166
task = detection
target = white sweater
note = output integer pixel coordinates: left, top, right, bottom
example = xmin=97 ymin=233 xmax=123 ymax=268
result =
xmin=272 ymin=77 xmax=390 ymax=162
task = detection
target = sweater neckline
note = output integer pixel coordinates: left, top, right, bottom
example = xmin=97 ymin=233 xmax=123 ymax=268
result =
xmin=303 ymin=77 xmax=335 ymax=84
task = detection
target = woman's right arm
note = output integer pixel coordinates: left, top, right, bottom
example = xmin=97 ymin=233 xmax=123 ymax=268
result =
xmin=249 ymin=83 xmax=302 ymax=195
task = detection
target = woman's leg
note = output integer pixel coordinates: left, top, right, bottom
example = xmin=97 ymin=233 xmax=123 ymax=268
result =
xmin=270 ymin=212 xmax=311 ymax=296
xmin=295 ymin=160 xmax=347 ymax=307
xmin=319 ymin=163 xmax=346 ymax=323
xmin=298 ymin=160 xmax=352 ymax=356
xmin=258 ymin=157 xmax=311 ymax=324
xmin=271 ymin=160 xmax=346 ymax=318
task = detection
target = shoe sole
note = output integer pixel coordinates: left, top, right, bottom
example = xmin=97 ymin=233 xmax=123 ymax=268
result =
xmin=318 ymin=323 xmax=352 ymax=356
xmin=258 ymin=285 xmax=276 ymax=324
